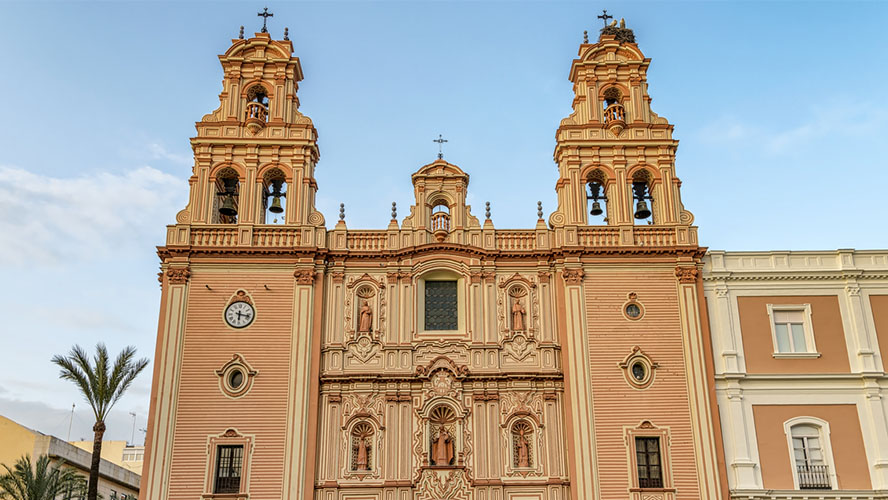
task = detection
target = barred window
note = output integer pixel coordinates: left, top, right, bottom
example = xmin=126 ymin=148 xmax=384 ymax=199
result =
xmin=425 ymin=281 xmax=458 ymax=330
xmin=635 ymin=437 xmax=663 ymax=488
xmin=214 ymin=445 xmax=243 ymax=494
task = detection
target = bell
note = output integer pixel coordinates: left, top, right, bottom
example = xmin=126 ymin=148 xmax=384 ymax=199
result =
xmin=589 ymin=201 xmax=603 ymax=216
xmin=268 ymin=195 xmax=284 ymax=214
xmin=634 ymin=200 xmax=651 ymax=220
xmin=219 ymin=196 xmax=237 ymax=217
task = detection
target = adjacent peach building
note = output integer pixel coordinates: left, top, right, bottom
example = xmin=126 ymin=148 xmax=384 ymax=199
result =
xmin=140 ymin=20 xmax=727 ymax=500
xmin=703 ymin=250 xmax=888 ymax=498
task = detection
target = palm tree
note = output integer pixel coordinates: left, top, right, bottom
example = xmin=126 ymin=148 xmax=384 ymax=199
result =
xmin=0 ymin=454 xmax=86 ymax=500
xmin=51 ymin=344 xmax=148 ymax=500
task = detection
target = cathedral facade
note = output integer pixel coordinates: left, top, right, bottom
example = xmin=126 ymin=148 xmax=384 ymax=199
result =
xmin=140 ymin=22 xmax=727 ymax=500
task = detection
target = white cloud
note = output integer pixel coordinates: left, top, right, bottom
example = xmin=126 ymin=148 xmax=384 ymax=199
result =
xmin=0 ymin=165 xmax=185 ymax=266
xmin=147 ymin=143 xmax=192 ymax=167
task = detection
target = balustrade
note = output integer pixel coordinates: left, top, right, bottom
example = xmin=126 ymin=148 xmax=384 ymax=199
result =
xmin=603 ymin=103 xmax=626 ymax=125
xmin=245 ymin=102 xmax=268 ymax=123
xmin=431 ymin=212 xmax=451 ymax=233
xmin=797 ymin=464 xmax=831 ymax=490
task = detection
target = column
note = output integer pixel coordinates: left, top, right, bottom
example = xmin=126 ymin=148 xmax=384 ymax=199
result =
xmin=675 ymin=266 xmax=724 ymax=500
xmin=140 ymin=266 xmax=190 ymax=500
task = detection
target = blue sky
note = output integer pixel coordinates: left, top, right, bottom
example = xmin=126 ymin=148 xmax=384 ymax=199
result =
xmin=0 ymin=1 xmax=886 ymax=443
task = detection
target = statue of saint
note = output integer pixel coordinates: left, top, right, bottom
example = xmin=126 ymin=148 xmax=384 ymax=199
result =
xmin=512 ymin=299 xmax=526 ymax=331
xmin=431 ymin=427 xmax=453 ymax=466
xmin=358 ymin=300 xmax=372 ymax=332
xmin=516 ymin=427 xmax=529 ymax=468
xmin=356 ymin=435 xmax=369 ymax=470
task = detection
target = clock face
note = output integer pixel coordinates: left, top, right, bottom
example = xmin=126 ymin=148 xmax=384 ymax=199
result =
xmin=225 ymin=301 xmax=255 ymax=328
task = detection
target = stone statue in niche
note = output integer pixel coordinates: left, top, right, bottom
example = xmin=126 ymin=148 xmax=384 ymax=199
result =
xmin=511 ymin=298 xmax=526 ymax=331
xmin=358 ymin=300 xmax=373 ymax=332
xmin=356 ymin=435 xmax=369 ymax=470
xmin=516 ymin=427 xmax=529 ymax=468
xmin=431 ymin=427 xmax=454 ymax=466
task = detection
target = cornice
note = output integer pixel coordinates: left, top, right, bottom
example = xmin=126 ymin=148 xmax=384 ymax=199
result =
xmin=703 ymin=271 xmax=888 ymax=282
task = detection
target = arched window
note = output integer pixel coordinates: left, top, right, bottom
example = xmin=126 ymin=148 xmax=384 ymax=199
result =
xmin=262 ymin=168 xmax=287 ymax=224
xmin=631 ymin=170 xmax=653 ymax=224
xmin=586 ymin=170 xmax=608 ymax=223
xmin=602 ymin=87 xmax=626 ymax=127
xmin=511 ymin=420 xmax=534 ymax=468
xmin=214 ymin=168 xmax=240 ymax=224
xmin=430 ymin=200 xmax=451 ymax=237
xmin=350 ymin=422 xmax=374 ymax=472
xmin=245 ymin=85 xmax=269 ymax=125
xmin=790 ymin=423 xmax=832 ymax=490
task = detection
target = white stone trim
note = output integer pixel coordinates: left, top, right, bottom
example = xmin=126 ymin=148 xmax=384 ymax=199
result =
xmin=782 ymin=416 xmax=838 ymax=490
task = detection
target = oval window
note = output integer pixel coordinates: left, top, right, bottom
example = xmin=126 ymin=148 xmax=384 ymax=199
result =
xmin=626 ymin=303 xmax=641 ymax=319
xmin=229 ymin=370 xmax=244 ymax=389
xmin=631 ymin=362 xmax=646 ymax=382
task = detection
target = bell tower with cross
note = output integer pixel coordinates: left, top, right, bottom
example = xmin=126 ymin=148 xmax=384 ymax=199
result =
xmin=166 ymin=14 xmax=326 ymax=237
xmin=549 ymin=13 xmax=697 ymax=247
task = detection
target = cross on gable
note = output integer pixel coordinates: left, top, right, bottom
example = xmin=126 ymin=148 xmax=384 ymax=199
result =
xmin=433 ymin=134 xmax=448 ymax=160
xmin=257 ymin=7 xmax=274 ymax=33
xmin=597 ymin=9 xmax=613 ymax=27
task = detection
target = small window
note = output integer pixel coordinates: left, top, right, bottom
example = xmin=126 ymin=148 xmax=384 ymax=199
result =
xmin=635 ymin=437 xmax=663 ymax=488
xmin=791 ymin=425 xmax=831 ymax=490
xmin=774 ymin=310 xmax=806 ymax=352
xmin=425 ymin=281 xmax=458 ymax=330
xmin=768 ymin=304 xmax=817 ymax=356
xmin=214 ymin=445 xmax=243 ymax=494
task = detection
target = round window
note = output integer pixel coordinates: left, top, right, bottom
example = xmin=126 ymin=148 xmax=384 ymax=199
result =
xmin=631 ymin=362 xmax=646 ymax=382
xmin=625 ymin=303 xmax=641 ymax=319
xmin=229 ymin=369 xmax=244 ymax=389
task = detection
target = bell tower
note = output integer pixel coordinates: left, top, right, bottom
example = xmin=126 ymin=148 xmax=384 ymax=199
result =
xmin=171 ymin=29 xmax=323 ymax=233
xmin=550 ymin=19 xmax=696 ymax=239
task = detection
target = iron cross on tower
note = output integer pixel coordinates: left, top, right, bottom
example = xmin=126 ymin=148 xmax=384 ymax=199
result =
xmin=597 ymin=9 xmax=613 ymax=27
xmin=258 ymin=7 xmax=274 ymax=33
xmin=433 ymin=134 xmax=448 ymax=160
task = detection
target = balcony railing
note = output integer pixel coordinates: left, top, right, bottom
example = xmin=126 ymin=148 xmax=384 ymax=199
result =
xmin=603 ymin=103 xmax=626 ymax=126
xmin=431 ymin=212 xmax=451 ymax=233
xmin=214 ymin=475 xmax=241 ymax=494
xmin=797 ymin=464 xmax=831 ymax=490
xmin=245 ymin=102 xmax=268 ymax=123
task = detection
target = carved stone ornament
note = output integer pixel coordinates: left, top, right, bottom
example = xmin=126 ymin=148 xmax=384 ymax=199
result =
xmin=674 ymin=265 xmax=699 ymax=284
xmin=563 ymin=268 xmax=585 ymax=285
xmin=229 ymin=290 xmax=253 ymax=305
xmin=415 ymin=468 xmax=473 ymax=500
xmin=166 ymin=267 xmax=191 ymax=284
xmin=340 ymin=394 xmax=385 ymax=481
xmin=619 ymin=345 xmax=659 ymax=390
xmin=294 ymin=268 xmax=315 ymax=284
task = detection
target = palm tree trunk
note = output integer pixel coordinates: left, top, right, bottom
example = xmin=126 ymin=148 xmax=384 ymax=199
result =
xmin=89 ymin=420 xmax=106 ymax=500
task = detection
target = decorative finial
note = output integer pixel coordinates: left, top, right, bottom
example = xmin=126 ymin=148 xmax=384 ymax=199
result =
xmin=537 ymin=201 xmax=543 ymax=219
xmin=339 ymin=203 xmax=345 ymax=221
xmin=433 ymin=134 xmax=448 ymax=160
xmin=258 ymin=7 xmax=274 ymax=34
xmin=284 ymin=27 xmax=289 ymax=41
xmin=597 ymin=9 xmax=613 ymax=27
xmin=485 ymin=202 xmax=491 ymax=220
xmin=391 ymin=201 xmax=397 ymax=220
xmin=239 ymin=26 xmax=244 ymax=39
xmin=583 ymin=31 xmax=589 ymax=43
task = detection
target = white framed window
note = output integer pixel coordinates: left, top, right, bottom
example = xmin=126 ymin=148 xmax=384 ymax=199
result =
xmin=783 ymin=417 xmax=836 ymax=490
xmin=415 ymin=269 xmax=466 ymax=336
xmin=766 ymin=304 xmax=819 ymax=358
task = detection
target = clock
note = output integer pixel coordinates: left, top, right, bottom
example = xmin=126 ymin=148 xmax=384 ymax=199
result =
xmin=224 ymin=301 xmax=255 ymax=328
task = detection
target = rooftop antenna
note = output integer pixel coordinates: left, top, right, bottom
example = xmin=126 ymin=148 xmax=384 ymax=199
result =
xmin=66 ymin=403 xmax=75 ymax=441
xmin=129 ymin=412 xmax=137 ymax=445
